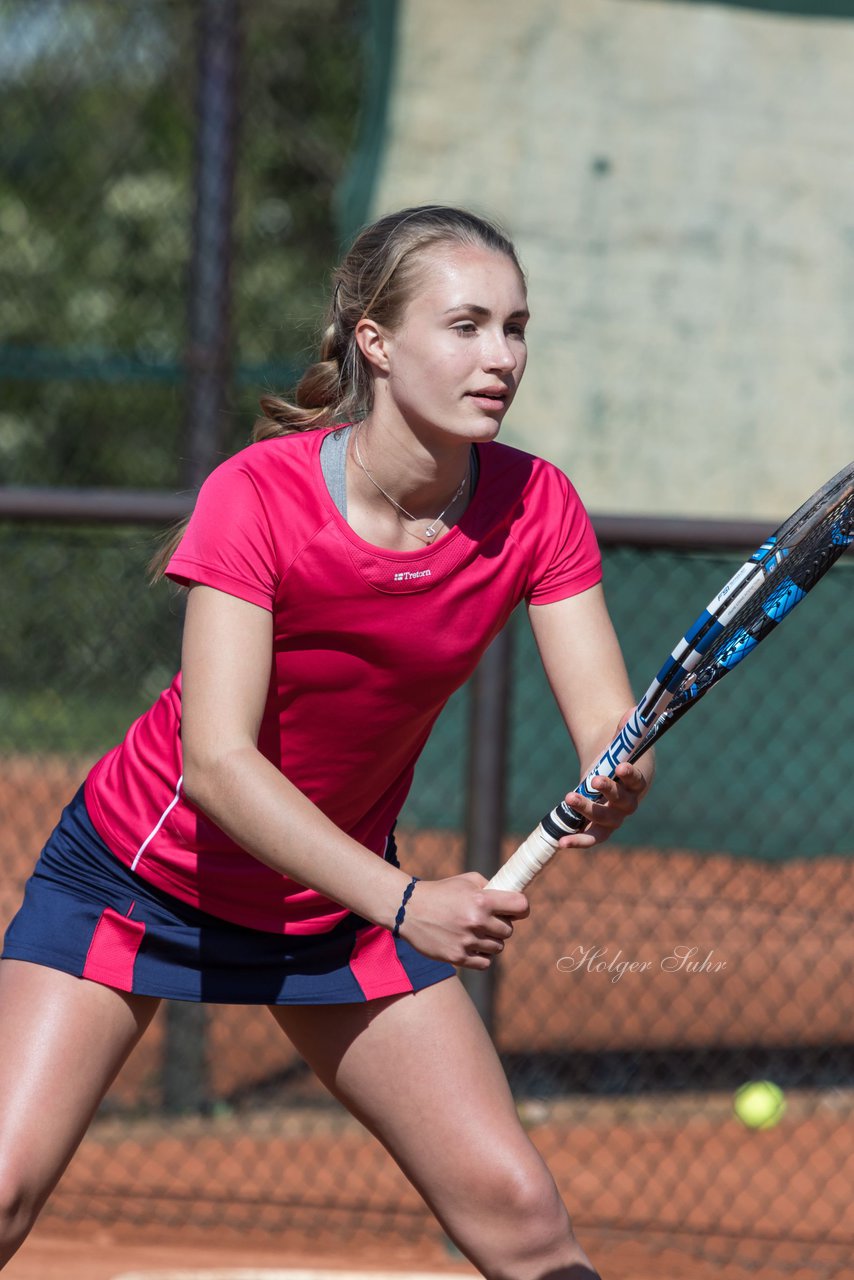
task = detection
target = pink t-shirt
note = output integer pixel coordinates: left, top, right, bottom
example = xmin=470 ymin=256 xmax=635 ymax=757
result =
xmin=84 ymin=427 xmax=601 ymax=933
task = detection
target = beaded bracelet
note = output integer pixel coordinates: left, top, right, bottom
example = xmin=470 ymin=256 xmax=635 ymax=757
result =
xmin=392 ymin=875 xmax=420 ymax=938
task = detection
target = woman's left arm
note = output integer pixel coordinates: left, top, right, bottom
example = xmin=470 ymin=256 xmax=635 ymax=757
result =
xmin=528 ymin=583 xmax=654 ymax=848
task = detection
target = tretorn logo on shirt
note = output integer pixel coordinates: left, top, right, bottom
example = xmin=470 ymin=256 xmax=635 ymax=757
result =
xmin=393 ymin=568 xmax=432 ymax=582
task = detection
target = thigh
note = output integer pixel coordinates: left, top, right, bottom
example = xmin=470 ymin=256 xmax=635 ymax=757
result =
xmin=0 ymin=959 xmax=159 ymax=1198
xmin=269 ymin=978 xmax=566 ymax=1245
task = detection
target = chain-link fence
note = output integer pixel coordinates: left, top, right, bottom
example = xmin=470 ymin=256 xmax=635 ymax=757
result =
xmin=2 ymin=518 xmax=852 ymax=1276
xmin=0 ymin=0 xmax=368 ymax=490
xmin=2 ymin=1 xmax=853 ymax=1274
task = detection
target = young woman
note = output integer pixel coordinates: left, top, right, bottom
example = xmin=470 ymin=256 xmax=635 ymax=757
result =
xmin=0 ymin=205 xmax=652 ymax=1277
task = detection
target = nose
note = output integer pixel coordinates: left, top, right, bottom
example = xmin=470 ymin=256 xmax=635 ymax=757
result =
xmin=484 ymin=331 xmax=518 ymax=373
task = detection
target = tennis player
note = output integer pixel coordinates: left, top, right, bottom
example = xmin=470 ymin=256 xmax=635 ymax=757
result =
xmin=0 ymin=205 xmax=652 ymax=1277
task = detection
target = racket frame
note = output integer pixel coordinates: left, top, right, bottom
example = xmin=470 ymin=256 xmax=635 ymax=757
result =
xmin=488 ymin=463 xmax=854 ymax=893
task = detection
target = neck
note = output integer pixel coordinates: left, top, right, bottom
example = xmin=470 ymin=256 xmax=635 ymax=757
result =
xmin=351 ymin=414 xmax=472 ymax=517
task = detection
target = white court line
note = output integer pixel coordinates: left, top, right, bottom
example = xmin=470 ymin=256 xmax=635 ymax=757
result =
xmin=113 ymin=1271 xmax=469 ymax=1280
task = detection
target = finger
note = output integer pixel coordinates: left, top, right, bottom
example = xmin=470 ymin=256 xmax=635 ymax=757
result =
xmin=474 ymin=920 xmax=514 ymax=945
xmin=612 ymin=763 xmax=648 ymax=791
xmin=564 ymin=790 xmax=622 ymax=829
xmin=461 ymin=936 xmax=502 ymax=965
xmin=579 ymin=777 xmax=639 ymax=818
xmin=556 ymin=826 xmax=607 ymax=849
xmin=585 ymin=776 xmax=623 ymax=805
xmin=558 ymin=819 xmax=601 ymax=843
xmin=482 ymin=889 xmax=529 ymax=919
xmin=469 ymin=937 xmax=504 ymax=957
xmin=586 ymin=773 xmax=626 ymax=799
xmin=472 ymin=922 xmax=514 ymax=945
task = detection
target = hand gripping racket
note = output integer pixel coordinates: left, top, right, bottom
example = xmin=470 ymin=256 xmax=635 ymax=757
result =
xmin=488 ymin=461 xmax=854 ymax=893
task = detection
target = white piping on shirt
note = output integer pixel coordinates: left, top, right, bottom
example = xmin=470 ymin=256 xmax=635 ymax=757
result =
xmin=130 ymin=774 xmax=183 ymax=872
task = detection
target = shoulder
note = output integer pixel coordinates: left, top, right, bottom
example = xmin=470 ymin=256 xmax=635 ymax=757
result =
xmin=478 ymin=438 xmax=572 ymax=480
xmin=477 ymin=439 xmax=585 ymax=510
xmin=166 ymin=431 xmax=333 ymax=598
xmin=184 ymin=428 xmax=333 ymax=546
xmin=477 ymin=444 xmax=601 ymax=604
xmin=206 ymin=429 xmax=325 ymax=488
xmin=192 ymin=431 xmax=331 ymax=523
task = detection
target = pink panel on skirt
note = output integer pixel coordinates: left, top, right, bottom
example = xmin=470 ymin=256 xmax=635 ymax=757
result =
xmin=349 ymin=925 xmax=414 ymax=1000
xmin=82 ymin=907 xmax=145 ymax=991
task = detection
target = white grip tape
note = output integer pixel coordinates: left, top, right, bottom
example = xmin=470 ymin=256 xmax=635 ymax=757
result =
xmin=487 ymin=824 xmax=559 ymax=892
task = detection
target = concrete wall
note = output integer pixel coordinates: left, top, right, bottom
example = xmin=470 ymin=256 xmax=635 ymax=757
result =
xmin=369 ymin=0 xmax=854 ymax=517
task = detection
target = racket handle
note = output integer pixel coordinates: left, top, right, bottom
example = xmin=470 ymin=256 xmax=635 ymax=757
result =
xmin=488 ymin=704 xmax=650 ymax=893
xmin=487 ymin=802 xmax=585 ymax=892
xmin=488 ymin=825 xmax=557 ymax=891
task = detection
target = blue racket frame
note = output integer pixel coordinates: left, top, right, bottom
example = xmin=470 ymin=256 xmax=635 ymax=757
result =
xmin=489 ymin=461 xmax=854 ymax=892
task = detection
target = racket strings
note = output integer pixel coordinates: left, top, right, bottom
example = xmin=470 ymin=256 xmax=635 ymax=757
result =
xmin=774 ymin=463 xmax=854 ymax=546
xmin=647 ymin=497 xmax=854 ymax=738
xmin=495 ymin=462 xmax=853 ymax=892
xmin=759 ymin=497 xmax=852 ymax=600
xmin=678 ymin=499 xmax=852 ymax=704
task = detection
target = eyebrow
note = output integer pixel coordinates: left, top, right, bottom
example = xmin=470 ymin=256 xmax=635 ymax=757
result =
xmin=443 ymin=303 xmax=531 ymax=320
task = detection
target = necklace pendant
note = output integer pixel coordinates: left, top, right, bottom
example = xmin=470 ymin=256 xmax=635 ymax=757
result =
xmin=424 ymin=525 xmax=438 ymax=539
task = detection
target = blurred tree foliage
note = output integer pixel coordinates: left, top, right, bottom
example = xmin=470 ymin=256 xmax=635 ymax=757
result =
xmin=0 ymin=0 xmax=369 ymax=488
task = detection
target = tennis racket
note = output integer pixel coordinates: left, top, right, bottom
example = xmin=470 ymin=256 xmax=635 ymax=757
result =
xmin=488 ymin=460 xmax=854 ymax=893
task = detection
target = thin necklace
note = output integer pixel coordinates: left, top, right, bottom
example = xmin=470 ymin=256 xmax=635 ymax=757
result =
xmin=351 ymin=422 xmax=469 ymax=542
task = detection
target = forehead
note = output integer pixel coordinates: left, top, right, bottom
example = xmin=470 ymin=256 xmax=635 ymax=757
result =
xmin=408 ymin=242 xmax=527 ymax=307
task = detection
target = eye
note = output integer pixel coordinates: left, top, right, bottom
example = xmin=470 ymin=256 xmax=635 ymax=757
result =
xmin=507 ymin=322 xmax=528 ymax=340
xmin=452 ymin=321 xmax=478 ymax=336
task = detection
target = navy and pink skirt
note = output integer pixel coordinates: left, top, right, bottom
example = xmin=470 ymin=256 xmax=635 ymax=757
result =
xmin=1 ymin=788 xmax=454 ymax=1004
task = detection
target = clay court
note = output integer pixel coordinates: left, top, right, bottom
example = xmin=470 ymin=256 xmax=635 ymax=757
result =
xmin=3 ymin=0 xmax=854 ymax=1276
xmin=2 ymin=758 xmax=852 ymax=1280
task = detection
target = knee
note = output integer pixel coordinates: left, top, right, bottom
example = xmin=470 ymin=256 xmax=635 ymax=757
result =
xmin=0 ymin=1163 xmax=42 ymax=1258
xmin=444 ymin=1151 xmax=596 ymax=1280
xmin=487 ymin=1158 xmax=575 ymax=1259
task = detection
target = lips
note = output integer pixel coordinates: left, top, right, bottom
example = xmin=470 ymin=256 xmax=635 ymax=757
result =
xmin=467 ymin=387 xmax=508 ymax=403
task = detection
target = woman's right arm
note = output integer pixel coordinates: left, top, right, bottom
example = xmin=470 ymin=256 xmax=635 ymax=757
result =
xmin=179 ymin=584 xmax=527 ymax=968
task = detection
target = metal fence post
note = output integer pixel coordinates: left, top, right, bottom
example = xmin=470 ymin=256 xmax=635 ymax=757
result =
xmin=183 ymin=0 xmax=241 ymax=490
xmin=462 ymin=623 xmax=514 ymax=1035
xmin=162 ymin=1002 xmax=210 ymax=1115
xmin=166 ymin=0 xmax=241 ymax=1113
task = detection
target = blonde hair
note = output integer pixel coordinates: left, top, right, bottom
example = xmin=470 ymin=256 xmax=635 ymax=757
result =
xmin=151 ymin=205 xmax=523 ymax=579
xmin=254 ymin=204 xmax=523 ymax=436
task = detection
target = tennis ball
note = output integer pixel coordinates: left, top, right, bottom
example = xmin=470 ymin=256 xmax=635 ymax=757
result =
xmin=733 ymin=1080 xmax=786 ymax=1129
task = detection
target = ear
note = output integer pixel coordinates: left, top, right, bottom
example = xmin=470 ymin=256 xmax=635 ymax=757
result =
xmin=354 ymin=316 xmax=392 ymax=374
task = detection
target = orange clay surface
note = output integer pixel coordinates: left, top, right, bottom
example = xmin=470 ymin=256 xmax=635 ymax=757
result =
xmin=2 ymin=757 xmax=853 ymax=1280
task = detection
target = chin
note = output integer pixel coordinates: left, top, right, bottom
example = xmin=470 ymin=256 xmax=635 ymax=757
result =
xmin=410 ymin=409 xmax=504 ymax=447
xmin=468 ymin=415 xmax=504 ymax=442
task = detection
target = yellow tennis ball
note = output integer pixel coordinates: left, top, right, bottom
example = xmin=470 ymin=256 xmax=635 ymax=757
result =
xmin=733 ymin=1080 xmax=786 ymax=1129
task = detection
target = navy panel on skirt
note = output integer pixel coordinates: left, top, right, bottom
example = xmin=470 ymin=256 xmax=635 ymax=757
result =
xmin=1 ymin=788 xmax=455 ymax=1004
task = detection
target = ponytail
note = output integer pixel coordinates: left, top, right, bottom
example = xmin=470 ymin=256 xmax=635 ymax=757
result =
xmin=252 ymin=324 xmax=352 ymax=439
xmin=148 ymin=516 xmax=191 ymax=585
xmin=150 ymin=205 xmax=523 ymax=585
